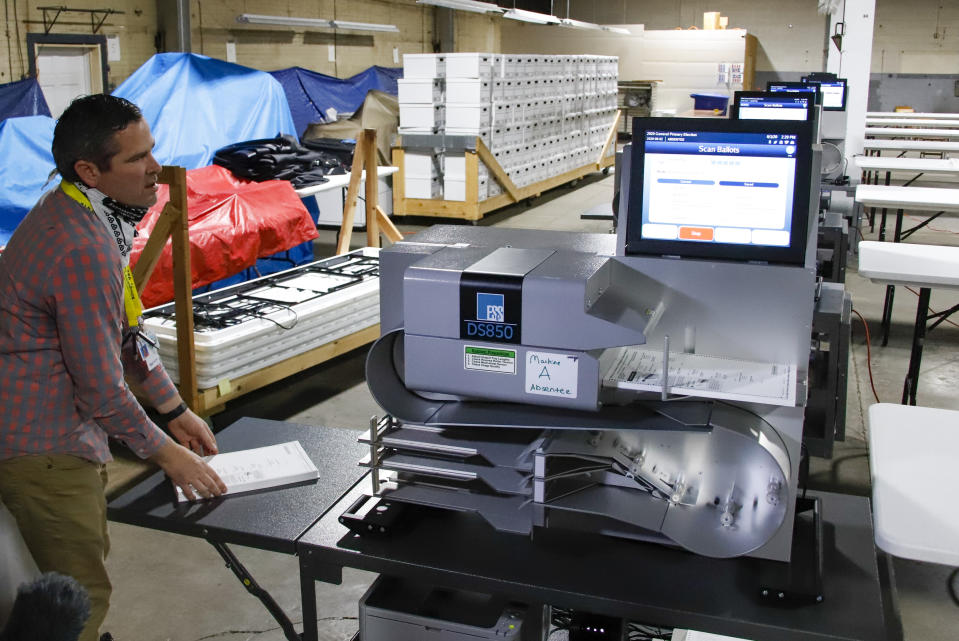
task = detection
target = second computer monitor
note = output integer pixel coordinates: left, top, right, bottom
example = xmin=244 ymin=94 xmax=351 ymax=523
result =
xmin=731 ymin=91 xmax=815 ymax=121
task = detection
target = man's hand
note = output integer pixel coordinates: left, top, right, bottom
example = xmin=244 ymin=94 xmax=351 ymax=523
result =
xmin=151 ymin=439 xmax=227 ymax=501
xmin=167 ymin=409 xmax=219 ymax=456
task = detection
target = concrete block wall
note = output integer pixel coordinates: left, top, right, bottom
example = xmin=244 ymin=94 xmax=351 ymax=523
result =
xmin=567 ymin=0 xmax=826 ymax=73
xmin=566 ymin=0 xmax=958 ymax=77
xmin=189 ymin=0 xmax=429 ymax=80
xmin=0 ymin=0 xmax=436 ymax=90
xmin=0 ymin=0 xmax=159 ymax=89
xmin=1 ymin=0 xmax=958 ymax=108
xmin=872 ymin=0 xmax=959 ymax=74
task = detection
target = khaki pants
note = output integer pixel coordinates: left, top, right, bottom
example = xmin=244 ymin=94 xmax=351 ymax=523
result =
xmin=0 ymin=455 xmax=111 ymax=641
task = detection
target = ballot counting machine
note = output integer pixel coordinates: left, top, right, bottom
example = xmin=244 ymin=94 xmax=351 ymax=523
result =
xmin=360 ymin=117 xmax=836 ymax=566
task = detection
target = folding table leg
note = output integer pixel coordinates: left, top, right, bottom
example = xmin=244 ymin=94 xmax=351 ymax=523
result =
xmin=211 ymin=541 xmax=302 ymax=641
xmin=300 ymin=565 xmax=318 ymax=641
xmin=902 ymin=287 xmax=931 ymax=405
xmin=881 ymin=285 xmax=895 ymax=347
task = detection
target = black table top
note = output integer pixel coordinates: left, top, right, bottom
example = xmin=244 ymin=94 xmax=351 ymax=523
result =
xmin=107 ymin=417 xmax=366 ymax=554
xmin=298 ymin=477 xmax=889 ymax=641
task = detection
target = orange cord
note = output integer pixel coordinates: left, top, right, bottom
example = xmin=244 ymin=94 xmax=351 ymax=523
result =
xmin=904 ymin=286 xmax=959 ymax=330
xmin=851 ymin=309 xmax=882 ymax=404
xmin=903 ymin=212 xmax=959 ymax=236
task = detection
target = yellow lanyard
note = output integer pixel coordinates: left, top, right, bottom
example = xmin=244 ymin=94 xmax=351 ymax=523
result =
xmin=61 ymin=182 xmax=143 ymax=327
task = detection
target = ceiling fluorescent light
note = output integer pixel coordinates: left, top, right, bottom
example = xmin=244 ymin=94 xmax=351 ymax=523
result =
xmin=503 ymin=8 xmax=561 ymax=25
xmin=602 ymin=25 xmax=632 ymax=35
xmin=237 ymin=14 xmax=333 ymax=28
xmin=330 ymin=20 xmax=400 ymax=32
xmin=236 ymin=14 xmax=399 ymax=33
xmin=560 ymin=18 xmax=604 ymax=31
xmin=416 ymin=0 xmax=505 ymax=15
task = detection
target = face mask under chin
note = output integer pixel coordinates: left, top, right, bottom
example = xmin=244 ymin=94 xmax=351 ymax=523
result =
xmin=102 ymin=196 xmax=149 ymax=225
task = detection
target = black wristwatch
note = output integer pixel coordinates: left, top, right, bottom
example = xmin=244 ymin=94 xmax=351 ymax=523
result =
xmin=158 ymin=401 xmax=189 ymax=424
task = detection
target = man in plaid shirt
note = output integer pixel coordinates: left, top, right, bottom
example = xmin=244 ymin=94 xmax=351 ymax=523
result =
xmin=0 ymin=95 xmax=226 ymax=641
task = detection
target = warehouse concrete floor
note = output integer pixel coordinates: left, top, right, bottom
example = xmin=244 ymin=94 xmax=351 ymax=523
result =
xmin=100 ymin=169 xmax=959 ymax=640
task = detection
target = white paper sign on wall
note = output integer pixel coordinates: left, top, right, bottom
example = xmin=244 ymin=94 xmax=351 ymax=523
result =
xmin=107 ymin=35 xmax=121 ymax=62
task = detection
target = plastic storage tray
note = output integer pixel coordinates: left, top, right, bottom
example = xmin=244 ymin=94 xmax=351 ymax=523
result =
xmin=143 ymin=248 xmax=380 ymax=389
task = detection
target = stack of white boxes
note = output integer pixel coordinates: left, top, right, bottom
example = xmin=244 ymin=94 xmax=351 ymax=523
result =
xmin=398 ymin=54 xmax=446 ymax=199
xmin=398 ymin=53 xmax=618 ymax=203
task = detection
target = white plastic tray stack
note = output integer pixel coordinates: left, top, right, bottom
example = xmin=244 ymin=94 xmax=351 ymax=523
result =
xmin=398 ymin=53 xmax=619 ymax=202
xmin=143 ymin=248 xmax=380 ymax=389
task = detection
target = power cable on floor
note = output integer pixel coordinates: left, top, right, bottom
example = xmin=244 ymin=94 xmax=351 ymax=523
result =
xmin=904 ymin=212 xmax=959 ymax=236
xmin=851 ymin=308 xmax=881 ymax=404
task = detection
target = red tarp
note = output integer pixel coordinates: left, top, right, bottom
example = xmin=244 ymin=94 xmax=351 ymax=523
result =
xmin=131 ymin=165 xmax=318 ymax=308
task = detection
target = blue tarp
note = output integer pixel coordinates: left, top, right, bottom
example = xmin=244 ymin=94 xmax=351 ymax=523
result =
xmin=114 ymin=53 xmax=297 ymax=169
xmin=1 ymin=54 xmax=308 ymax=282
xmin=270 ymin=65 xmax=402 ymax=136
xmin=0 ymin=78 xmax=51 ymax=121
xmin=0 ymin=116 xmax=56 ymax=247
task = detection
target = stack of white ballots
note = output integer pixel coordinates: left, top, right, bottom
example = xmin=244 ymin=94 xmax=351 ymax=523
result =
xmin=143 ymin=248 xmax=380 ymax=389
xmin=174 ymin=440 xmax=319 ymax=502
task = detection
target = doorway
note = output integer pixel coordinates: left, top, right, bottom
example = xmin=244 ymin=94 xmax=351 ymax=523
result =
xmin=27 ymin=34 xmax=108 ymax=119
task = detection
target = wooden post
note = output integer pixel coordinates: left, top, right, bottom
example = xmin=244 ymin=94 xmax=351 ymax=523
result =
xmin=162 ymin=166 xmax=198 ymax=412
xmin=130 ymin=166 xmax=198 ymax=411
xmin=364 ymin=129 xmax=380 ymax=248
xmin=392 ymin=146 xmax=406 ymax=216
xmin=340 ymin=129 xmax=402 ymax=252
xmin=596 ymin=110 xmax=622 ymax=170
xmin=477 ymin=138 xmax=521 ymax=203
xmin=336 ymin=135 xmax=366 ymax=255
xmin=375 ymin=205 xmax=403 ymax=244
xmin=132 ymin=204 xmax=177 ymax=294
xmin=465 ymin=149 xmax=479 ymax=215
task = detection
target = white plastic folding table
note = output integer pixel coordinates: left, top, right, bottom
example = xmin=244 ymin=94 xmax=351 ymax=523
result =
xmin=865 ymin=127 xmax=959 ymax=140
xmin=866 ymin=111 xmax=959 ymax=120
xmin=862 ymin=139 xmax=959 ymax=155
xmin=865 ymin=117 xmax=959 ymax=128
xmin=858 ymin=241 xmax=959 ymax=403
xmin=869 ymin=403 xmax=959 ymax=565
xmin=854 ymin=184 xmax=959 ymax=243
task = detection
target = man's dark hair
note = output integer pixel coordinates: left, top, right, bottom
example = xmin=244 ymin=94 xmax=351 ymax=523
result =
xmin=52 ymin=94 xmax=143 ymax=183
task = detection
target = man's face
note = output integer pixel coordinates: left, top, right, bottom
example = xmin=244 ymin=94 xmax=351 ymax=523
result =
xmin=88 ymin=118 xmax=162 ymax=208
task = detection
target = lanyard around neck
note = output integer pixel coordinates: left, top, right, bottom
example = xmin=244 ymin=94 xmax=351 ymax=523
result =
xmin=61 ymin=181 xmax=144 ymax=327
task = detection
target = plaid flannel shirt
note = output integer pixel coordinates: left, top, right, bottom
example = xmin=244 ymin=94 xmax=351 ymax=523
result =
xmin=0 ymin=187 xmax=175 ymax=464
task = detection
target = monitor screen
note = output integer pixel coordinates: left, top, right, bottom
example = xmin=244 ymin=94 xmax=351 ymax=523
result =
xmin=767 ymin=81 xmax=821 ymax=104
xmin=802 ymin=78 xmax=847 ymax=111
xmin=731 ymin=91 xmax=814 ymax=121
xmin=624 ymin=117 xmax=814 ymax=265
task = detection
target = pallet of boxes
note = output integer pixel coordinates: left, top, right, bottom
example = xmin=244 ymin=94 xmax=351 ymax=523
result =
xmin=394 ymin=53 xmax=620 ymax=222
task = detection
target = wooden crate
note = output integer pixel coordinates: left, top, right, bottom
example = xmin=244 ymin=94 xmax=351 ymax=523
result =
xmin=393 ymin=111 xmax=620 ymax=222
